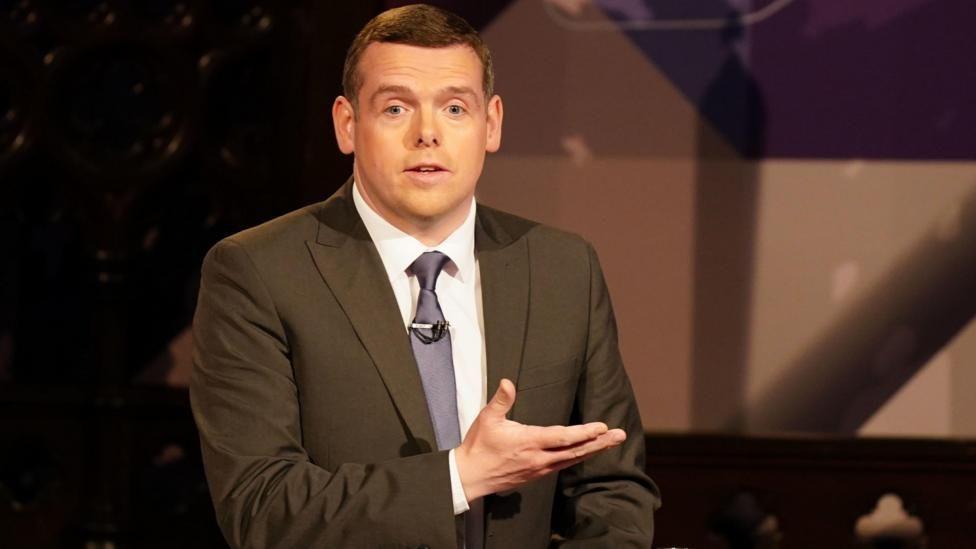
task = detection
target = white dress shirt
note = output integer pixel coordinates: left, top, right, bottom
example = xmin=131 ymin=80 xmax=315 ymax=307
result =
xmin=352 ymin=181 xmax=486 ymax=516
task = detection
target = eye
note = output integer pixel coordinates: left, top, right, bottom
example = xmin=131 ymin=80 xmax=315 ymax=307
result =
xmin=447 ymin=104 xmax=466 ymax=116
xmin=385 ymin=105 xmax=405 ymax=116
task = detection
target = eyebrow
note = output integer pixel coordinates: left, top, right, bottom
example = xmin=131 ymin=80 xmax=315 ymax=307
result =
xmin=442 ymin=86 xmax=480 ymax=102
xmin=369 ymin=84 xmax=482 ymax=106
xmin=370 ymin=84 xmax=414 ymax=103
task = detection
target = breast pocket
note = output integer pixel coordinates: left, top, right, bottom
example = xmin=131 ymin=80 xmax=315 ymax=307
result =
xmin=513 ymin=356 xmax=580 ymax=425
xmin=516 ymin=355 xmax=580 ymax=391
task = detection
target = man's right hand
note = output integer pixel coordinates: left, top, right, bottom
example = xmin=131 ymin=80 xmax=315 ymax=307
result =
xmin=454 ymin=378 xmax=626 ymax=501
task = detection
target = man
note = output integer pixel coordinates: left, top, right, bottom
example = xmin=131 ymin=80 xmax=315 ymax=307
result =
xmin=190 ymin=5 xmax=659 ymax=548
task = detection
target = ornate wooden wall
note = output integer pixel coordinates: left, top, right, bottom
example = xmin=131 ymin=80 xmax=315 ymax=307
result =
xmin=0 ymin=1 xmax=378 ymax=546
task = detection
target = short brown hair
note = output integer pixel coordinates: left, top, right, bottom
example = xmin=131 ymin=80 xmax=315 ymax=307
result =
xmin=342 ymin=5 xmax=494 ymax=107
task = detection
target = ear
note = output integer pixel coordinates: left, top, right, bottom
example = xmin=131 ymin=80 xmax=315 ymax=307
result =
xmin=485 ymin=94 xmax=503 ymax=153
xmin=332 ymin=96 xmax=356 ymax=155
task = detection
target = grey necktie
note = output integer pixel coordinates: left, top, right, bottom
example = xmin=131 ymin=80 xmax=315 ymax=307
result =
xmin=409 ymin=251 xmax=461 ymax=451
xmin=409 ymin=251 xmax=483 ymax=549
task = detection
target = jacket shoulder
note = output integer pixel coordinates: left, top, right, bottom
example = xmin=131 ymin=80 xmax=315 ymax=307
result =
xmin=212 ymin=201 xmax=326 ymax=257
xmin=478 ymin=203 xmax=591 ymax=253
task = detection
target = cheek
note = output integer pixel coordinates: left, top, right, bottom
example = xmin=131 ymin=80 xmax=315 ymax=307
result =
xmin=458 ymin=128 xmax=489 ymax=158
xmin=358 ymin=126 xmax=401 ymax=157
xmin=359 ymin=142 xmax=400 ymax=176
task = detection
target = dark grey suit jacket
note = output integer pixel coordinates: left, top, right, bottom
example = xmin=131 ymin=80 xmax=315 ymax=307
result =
xmin=190 ymin=181 xmax=660 ymax=548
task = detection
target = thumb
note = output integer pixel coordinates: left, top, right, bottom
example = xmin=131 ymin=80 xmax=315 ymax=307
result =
xmin=485 ymin=378 xmax=516 ymax=418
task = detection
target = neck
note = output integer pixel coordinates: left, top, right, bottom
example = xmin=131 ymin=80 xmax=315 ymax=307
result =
xmin=398 ymin=202 xmax=470 ymax=246
xmin=354 ymin=181 xmax=471 ymax=247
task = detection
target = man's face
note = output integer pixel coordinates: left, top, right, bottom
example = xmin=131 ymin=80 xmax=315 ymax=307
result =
xmin=333 ymin=42 xmax=503 ymax=241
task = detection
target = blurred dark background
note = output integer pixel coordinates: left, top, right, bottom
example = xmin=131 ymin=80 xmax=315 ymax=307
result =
xmin=0 ymin=1 xmax=386 ymax=546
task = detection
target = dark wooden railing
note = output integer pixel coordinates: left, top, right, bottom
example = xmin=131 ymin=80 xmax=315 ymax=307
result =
xmin=646 ymin=433 xmax=976 ymax=548
xmin=6 ymin=394 xmax=976 ymax=549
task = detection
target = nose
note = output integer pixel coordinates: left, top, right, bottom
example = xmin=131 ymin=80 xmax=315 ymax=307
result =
xmin=413 ymin=107 xmax=440 ymax=148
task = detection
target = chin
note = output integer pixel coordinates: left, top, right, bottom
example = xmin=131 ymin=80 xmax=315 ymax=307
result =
xmin=406 ymin=206 xmax=452 ymax=223
xmin=404 ymin=198 xmax=466 ymax=224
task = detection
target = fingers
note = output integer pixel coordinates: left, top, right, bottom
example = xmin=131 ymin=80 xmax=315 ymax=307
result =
xmin=529 ymin=430 xmax=627 ymax=479
xmin=545 ymin=429 xmax=626 ymax=463
xmin=484 ymin=378 xmax=517 ymax=418
xmin=532 ymin=421 xmax=609 ymax=449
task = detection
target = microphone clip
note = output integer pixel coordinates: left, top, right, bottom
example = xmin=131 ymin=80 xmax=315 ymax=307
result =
xmin=411 ymin=320 xmax=450 ymax=344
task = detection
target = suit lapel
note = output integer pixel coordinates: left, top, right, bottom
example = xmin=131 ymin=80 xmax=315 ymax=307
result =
xmin=306 ymin=183 xmax=437 ymax=450
xmin=476 ymin=209 xmax=530 ymax=400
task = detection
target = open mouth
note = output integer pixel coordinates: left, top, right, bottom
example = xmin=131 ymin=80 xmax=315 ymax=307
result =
xmin=405 ymin=164 xmax=448 ymax=174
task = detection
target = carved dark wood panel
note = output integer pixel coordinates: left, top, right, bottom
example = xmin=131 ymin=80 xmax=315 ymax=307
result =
xmin=0 ymin=1 xmax=376 ymax=545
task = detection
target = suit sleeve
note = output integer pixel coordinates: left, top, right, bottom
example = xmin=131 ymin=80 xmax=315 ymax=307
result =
xmin=190 ymin=238 xmax=457 ymax=549
xmin=551 ymin=242 xmax=662 ymax=547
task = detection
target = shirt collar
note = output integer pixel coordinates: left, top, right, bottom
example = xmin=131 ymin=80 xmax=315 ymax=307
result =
xmin=352 ymin=180 xmax=476 ymax=283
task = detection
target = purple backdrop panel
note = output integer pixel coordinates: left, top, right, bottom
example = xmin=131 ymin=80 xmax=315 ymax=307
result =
xmin=598 ymin=0 xmax=976 ymax=160
xmin=384 ymin=0 xmax=515 ymax=32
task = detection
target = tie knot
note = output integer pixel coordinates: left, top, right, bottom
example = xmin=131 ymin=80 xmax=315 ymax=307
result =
xmin=410 ymin=251 xmax=451 ymax=291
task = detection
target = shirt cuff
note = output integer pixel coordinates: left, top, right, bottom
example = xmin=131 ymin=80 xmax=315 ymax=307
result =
xmin=448 ymin=448 xmax=471 ymax=515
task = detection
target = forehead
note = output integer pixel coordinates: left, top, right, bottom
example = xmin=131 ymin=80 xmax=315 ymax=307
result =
xmin=357 ymin=42 xmax=484 ymax=96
